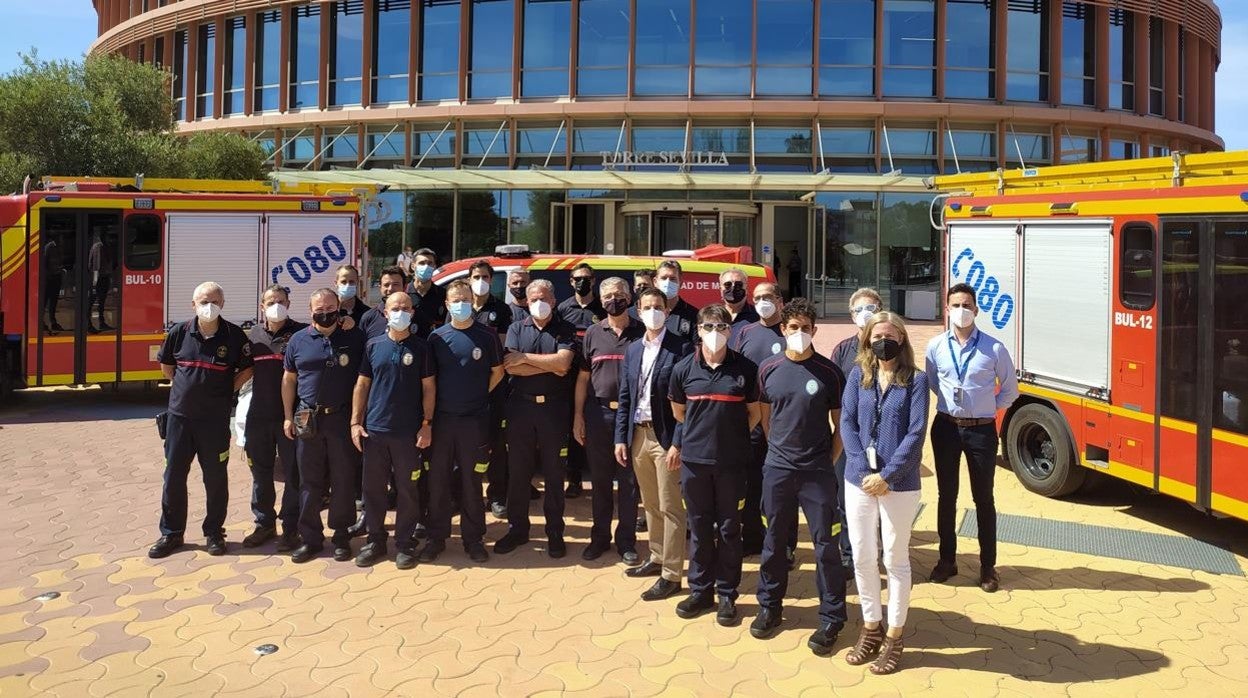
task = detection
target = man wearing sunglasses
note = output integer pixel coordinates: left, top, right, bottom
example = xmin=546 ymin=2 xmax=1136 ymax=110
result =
xmin=669 ymin=304 xmax=762 ymax=627
xmin=828 ymin=287 xmax=884 ymax=569
xmin=720 ymin=268 xmax=759 ymax=331
xmin=349 ymin=292 xmax=436 ymax=569
xmin=559 ymin=263 xmax=605 ymax=500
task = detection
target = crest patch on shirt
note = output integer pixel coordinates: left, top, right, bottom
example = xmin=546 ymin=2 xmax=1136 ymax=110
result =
xmin=771 ymin=342 xmax=781 ymax=355
xmin=806 ymin=379 xmax=819 ymax=395
xmin=489 ymin=312 xmax=497 ymax=322
xmin=338 ymin=352 xmax=350 ymax=367
xmin=215 ymin=345 xmax=228 ymax=359
xmin=241 ymin=343 xmax=251 ymax=356
xmin=402 ymin=351 xmax=413 ymax=366
xmin=680 ymin=319 xmax=690 ymax=333
xmin=472 ymin=347 xmax=483 ymax=361
xmin=736 ymin=375 xmax=746 ymax=387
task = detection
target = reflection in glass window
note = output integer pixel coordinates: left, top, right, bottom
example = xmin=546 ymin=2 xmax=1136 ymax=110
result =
xmin=635 ymin=0 xmax=691 ymax=96
xmin=125 ymin=215 xmax=162 ymax=271
xmin=819 ymin=0 xmax=873 ymax=97
xmin=323 ymin=128 xmax=360 ymax=162
xmin=470 ymin=0 xmax=513 ymax=99
xmin=882 ymin=0 xmax=935 ymax=97
xmin=289 ymin=5 xmax=321 ymax=110
xmin=1159 ymin=220 xmax=1200 ymax=423
xmin=881 ymin=193 xmax=939 ymax=297
xmin=223 ymin=17 xmax=246 ymax=115
xmin=1008 ymin=131 xmax=1051 ymax=166
xmin=573 ymin=126 xmax=622 ymax=154
xmin=1006 ymin=0 xmax=1048 ymax=102
xmin=522 ymin=0 xmax=570 ymax=97
xmin=196 ymin=23 xmax=216 ymax=119
xmin=755 ymin=127 xmax=813 ymax=155
xmin=756 ymin=0 xmax=812 ymax=96
xmin=172 ymin=30 xmax=187 ymax=121
xmin=284 ymin=133 xmax=317 ymax=163
xmin=816 ymin=192 xmax=878 ymax=290
xmin=945 ymin=127 xmax=995 ymax=172
xmin=1120 ymin=224 xmax=1155 ymax=311
xmin=1108 ymin=138 xmax=1138 ymax=160
xmin=694 ymin=0 xmax=751 ymax=95
xmin=578 ymin=0 xmax=630 ymax=96
xmin=1214 ymin=223 xmax=1248 ymax=435
xmin=945 ymin=0 xmax=993 ymax=100
xmin=254 ymin=11 xmax=281 ymax=112
xmin=632 ymin=126 xmax=687 ymax=152
xmin=373 ymin=0 xmax=410 ymax=104
xmin=412 ymin=129 xmax=456 ymax=163
xmin=330 ymin=1 xmax=364 ymax=106
xmin=1061 ymin=1 xmax=1095 ymax=106
xmin=1108 ymin=9 xmax=1134 ymax=110
xmin=365 ymin=126 xmax=406 ymax=164
xmin=517 ymin=128 xmax=567 ymax=156
xmin=1148 ymin=17 xmax=1164 ymax=116
xmin=464 ymin=127 xmax=511 ymax=161
xmin=407 ymin=191 xmax=455 ymax=264
xmin=458 ymin=191 xmax=510 ymax=258
xmin=1060 ymin=132 xmax=1098 ymax=163
xmin=511 ymin=191 xmax=567 ymax=250
xmin=421 ymin=0 xmax=460 ymax=101
xmin=690 ymin=126 xmax=750 ymax=154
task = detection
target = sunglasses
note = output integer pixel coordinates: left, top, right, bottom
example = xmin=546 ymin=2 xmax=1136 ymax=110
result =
xmin=721 ymin=281 xmax=744 ymax=290
xmin=851 ymin=303 xmax=880 ymax=314
xmin=699 ymin=322 xmax=730 ymax=333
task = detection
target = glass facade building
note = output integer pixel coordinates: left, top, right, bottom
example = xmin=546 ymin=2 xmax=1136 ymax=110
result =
xmin=93 ymin=0 xmax=1222 ymax=314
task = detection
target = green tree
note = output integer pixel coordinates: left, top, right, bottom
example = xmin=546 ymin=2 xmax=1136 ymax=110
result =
xmin=0 ymin=51 xmax=266 ymax=192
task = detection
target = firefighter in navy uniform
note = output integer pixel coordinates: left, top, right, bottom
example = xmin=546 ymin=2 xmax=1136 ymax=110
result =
xmin=282 ymin=288 xmax=367 ymax=564
xmin=470 ymin=260 xmax=517 ymax=517
xmin=506 ymin=269 xmax=532 ymax=324
xmin=721 ymin=268 xmax=760 ymax=331
xmin=241 ymin=285 xmax=307 ymax=552
xmin=148 ymin=281 xmax=253 ymax=559
xmin=407 ymin=248 xmax=447 ymax=338
xmin=494 ymin=279 xmax=577 ymax=558
xmin=731 ymin=281 xmax=795 ymax=559
xmin=559 ymin=263 xmax=605 ymax=499
xmin=350 ymin=291 xmax=436 ymax=569
xmin=358 ymin=266 xmax=411 ymax=340
xmin=749 ymin=298 xmax=848 ymax=656
xmin=572 ymin=277 xmax=642 ymax=564
xmin=424 ymin=280 xmax=506 ymax=564
xmin=334 ymin=264 xmax=370 ymax=327
xmin=669 ymin=303 xmax=761 ymax=626
xmin=654 ymin=260 xmax=699 ymax=342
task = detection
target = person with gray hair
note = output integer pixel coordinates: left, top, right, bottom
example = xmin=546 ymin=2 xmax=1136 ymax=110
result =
xmin=719 ymin=267 xmax=760 ymax=330
xmin=149 ymin=281 xmax=254 ymax=560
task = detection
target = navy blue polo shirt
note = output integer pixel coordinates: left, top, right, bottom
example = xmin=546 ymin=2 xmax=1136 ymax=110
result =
xmin=508 ymin=301 xmax=530 ymax=325
xmin=407 ymin=281 xmax=447 ymax=338
xmin=429 ymin=321 xmax=503 ymax=417
xmin=664 ymin=298 xmax=699 ymax=341
xmin=582 ymin=318 xmax=644 ymax=400
xmin=283 ymin=325 xmax=366 ymax=410
xmin=830 ymin=334 xmax=860 ymax=381
xmin=247 ymin=319 xmax=307 ymax=421
xmin=158 ymin=318 xmax=253 ymax=420
xmin=759 ymin=353 xmax=846 ymax=471
xmin=474 ymin=295 xmax=513 ymax=337
xmin=729 ymin=304 xmax=760 ymax=331
xmin=504 ymin=316 xmax=576 ymax=399
xmin=558 ymin=295 xmax=605 ymax=337
xmin=668 ymin=349 xmax=759 ymax=467
xmin=359 ymin=332 xmax=434 ymax=437
xmin=733 ymin=321 xmax=784 ymax=369
xmin=357 ymin=304 xmax=390 ymax=340
xmin=338 ymin=297 xmax=369 ymax=327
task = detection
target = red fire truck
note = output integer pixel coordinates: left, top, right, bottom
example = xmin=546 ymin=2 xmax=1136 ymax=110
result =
xmin=933 ymin=152 xmax=1248 ymax=523
xmin=0 ymin=177 xmax=369 ymax=396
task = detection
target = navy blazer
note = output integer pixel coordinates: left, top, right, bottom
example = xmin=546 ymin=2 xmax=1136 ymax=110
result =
xmin=615 ymin=331 xmax=692 ymax=451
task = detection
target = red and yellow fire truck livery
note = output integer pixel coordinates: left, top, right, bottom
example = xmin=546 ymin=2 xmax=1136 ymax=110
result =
xmin=934 ymin=152 xmax=1248 ymax=523
xmin=0 ymin=177 xmax=369 ymax=396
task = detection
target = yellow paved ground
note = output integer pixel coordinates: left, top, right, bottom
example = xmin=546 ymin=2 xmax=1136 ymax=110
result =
xmin=1 ymin=320 xmax=1246 ymax=696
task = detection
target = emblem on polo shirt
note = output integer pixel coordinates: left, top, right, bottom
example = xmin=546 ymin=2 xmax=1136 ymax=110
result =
xmin=806 ymin=379 xmax=818 ymax=395
xmin=489 ymin=312 xmax=497 ymax=322
xmin=242 ymin=343 xmax=251 ymax=356
xmin=216 ymin=346 xmax=228 ymax=359
xmin=736 ymin=375 xmax=746 ymax=387
xmin=402 ymin=351 xmax=413 ymax=366
xmin=680 ymin=320 xmax=690 ymax=333
xmin=771 ymin=342 xmax=781 ymax=355
xmin=472 ymin=347 xmax=482 ymax=361
xmin=338 ymin=352 xmax=350 ymax=367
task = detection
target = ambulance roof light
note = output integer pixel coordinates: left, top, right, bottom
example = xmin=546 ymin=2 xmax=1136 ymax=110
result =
xmin=495 ymin=244 xmax=531 ymax=258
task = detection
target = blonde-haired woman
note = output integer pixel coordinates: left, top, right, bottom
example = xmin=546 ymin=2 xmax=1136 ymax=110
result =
xmin=839 ymin=311 xmax=929 ymax=675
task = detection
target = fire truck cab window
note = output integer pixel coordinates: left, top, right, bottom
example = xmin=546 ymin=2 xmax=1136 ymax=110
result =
xmin=1120 ymin=223 xmax=1155 ymax=310
xmin=1213 ymin=222 xmax=1248 ymax=435
xmin=125 ymin=215 xmax=161 ymax=271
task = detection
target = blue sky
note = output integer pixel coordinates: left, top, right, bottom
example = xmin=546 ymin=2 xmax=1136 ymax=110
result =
xmin=3 ymin=0 xmax=1247 ymax=150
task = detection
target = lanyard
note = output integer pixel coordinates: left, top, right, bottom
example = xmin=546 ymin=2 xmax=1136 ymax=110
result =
xmin=871 ymin=372 xmax=893 ymax=443
xmin=946 ymin=332 xmax=981 ymax=383
xmin=639 ymin=345 xmax=659 ymax=399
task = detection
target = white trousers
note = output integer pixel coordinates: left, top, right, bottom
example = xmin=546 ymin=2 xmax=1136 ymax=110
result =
xmin=845 ymin=482 xmax=922 ymax=628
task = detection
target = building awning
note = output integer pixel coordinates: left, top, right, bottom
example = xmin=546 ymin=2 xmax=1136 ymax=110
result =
xmin=269 ymin=168 xmax=932 ymax=194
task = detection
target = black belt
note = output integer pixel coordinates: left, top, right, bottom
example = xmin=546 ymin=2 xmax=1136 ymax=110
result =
xmin=937 ymin=412 xmax=995 ymax=428
xmin=315 ymin=404 xmax=347 ymax=415
xmin=512 ymin=393 xmax=557 ymax=405
xmin=597 ymin=397 xmax=620 ymax=410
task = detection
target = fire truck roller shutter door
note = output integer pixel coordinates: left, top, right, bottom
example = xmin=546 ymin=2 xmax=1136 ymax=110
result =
xmin=945 ymin=222 xmax=1021 ymax=364
xmin=266 ymin=215 xmax=356 ymax=323
xmin=165 ymin=214 xmax=262 ymax=327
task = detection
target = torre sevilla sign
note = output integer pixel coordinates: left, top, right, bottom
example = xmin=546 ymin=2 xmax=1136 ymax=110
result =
xmin=600 ymin=150 xmax=730 ymax=169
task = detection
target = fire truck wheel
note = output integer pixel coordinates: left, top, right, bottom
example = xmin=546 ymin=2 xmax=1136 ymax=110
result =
xmin=1005 ymin=403 xmax=1085 ymax=498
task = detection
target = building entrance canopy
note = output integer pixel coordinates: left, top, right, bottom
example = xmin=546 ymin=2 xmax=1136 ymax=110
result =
xmin=269 ymin=168 xmax=931 ymax=195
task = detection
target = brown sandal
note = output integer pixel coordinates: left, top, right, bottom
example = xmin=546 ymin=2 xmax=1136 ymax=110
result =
xmin=869 ymin=635 xmax=904 ymax=675
xmin=844 ymin=624 xmax=885 ymax=666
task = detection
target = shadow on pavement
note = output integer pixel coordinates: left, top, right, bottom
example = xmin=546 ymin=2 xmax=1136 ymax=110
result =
xmin=0 ymin=385 xmax=168 ymax=424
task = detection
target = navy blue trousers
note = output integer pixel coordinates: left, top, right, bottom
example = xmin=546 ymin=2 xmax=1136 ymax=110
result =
xmin=244 ymin=415 xmax=300 ymax=532
xmin=682 ymin=461 xmax=746 ymax=600
xmin=362 ymin=432 xmax=424 ymax=547
xmin=428 ymin=413 xmax=490 ymax=547
xmin=585 ymin=402 xmax=638 ymax=551
xmin=295 ymin=410 xmax=356 ymax=547
xmin=505 ymin=400 xmax=569 ymax=540
xmin=756 ymin=467 xmax=847 ymax=627
xmin=160 ymin=413 xmax=230 ymax=538
xmin=932 ymin=419 xmax=999 ymax=570
xmin=486 ymin=390 xmax=509 ymax=505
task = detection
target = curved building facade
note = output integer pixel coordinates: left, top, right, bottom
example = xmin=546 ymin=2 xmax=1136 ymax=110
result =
xmin=90 ymin=0 xmax=1223 ymax=312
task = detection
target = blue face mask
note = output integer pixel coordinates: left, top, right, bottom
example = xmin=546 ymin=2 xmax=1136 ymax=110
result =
xmin=413 ymin=264 xmax=434 ymax=282
xmin=337 ymin=283 xmax=357 ymax=300
xmin=448 ymin=300 xmax=473 ymax=322
xmin=657 ymin=278 xmax=680 ymax=300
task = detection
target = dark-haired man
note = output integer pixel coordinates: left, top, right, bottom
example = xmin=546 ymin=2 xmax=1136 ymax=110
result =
xmin=359 ymin=266 xmax=411 ymax=339
xmin=560 ymin=262 xmax=604 ymax=499
xmin=655 ymin=260 xmax=699 ymax=342
xmin=407 ymin=248 xmax=447 ymax=338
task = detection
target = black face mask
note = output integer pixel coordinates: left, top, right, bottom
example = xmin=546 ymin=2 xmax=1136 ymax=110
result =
xmin=508 ymin=286 xmax=526 ymax=302
xmin=721 ymin=281 xmax=745 ymax=305
xmin=871 ymin=338 xmax=902 ymax=362
xmin=312 ymin=311 xmax=340 ymax=329
xmin=604 ymin=297 xmax=630 ymax=317
xmin=572 ymin=277 xmax=594 ymax=297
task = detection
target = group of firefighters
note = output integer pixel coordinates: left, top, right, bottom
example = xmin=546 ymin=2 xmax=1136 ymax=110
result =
xmin=148 ymin=249 xmax=1018 ymax=675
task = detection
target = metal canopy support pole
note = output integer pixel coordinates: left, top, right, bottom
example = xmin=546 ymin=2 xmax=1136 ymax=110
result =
xmin=613 ymin=119 xmax=626 ymax=158
xmin=1008 ymin=123 xmax=1028 ymax=170
xmin=265 ymin=128 xmax=309 ymax=164
xmin=816 ymin=121 xmax=826 ymax=173
xmin=359 ymin=123 xmax=401 ymax=168
xmin=543 ymin=119 xmax=566 ymax=169
xmin=947 ymin=126 xmax=962 ymax=174
xmin=881 ymin=122 xmax=896 ymax=174
xmin=478 ymin=119 xmax=508 ymax=168
xmin=304 ymin=127 xmax=354 ymax=171
xmin=415 ymin=121 xmax=453 ymax=169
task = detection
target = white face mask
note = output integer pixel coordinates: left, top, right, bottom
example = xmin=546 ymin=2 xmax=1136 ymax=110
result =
xmin=196 ymin=302 xmax=221 ymax=322
xmin=264 ymin=303 xmax=288 ymax=322
xmin=702 ymin=330 xmax=728 ymax=353
xmin=785 ymin=331 xmax=813 ymax=354
xmin=949 ymin=306 xmax=976 ymax=329
xmin=470 ymin=278 xmax=491 ymax=297
xmin=853 ymin=309 xmax=875 ymax=328
xmin=640 ymin=308 xmax=666 ymax=331
xmin=755 ymin=300 xmax=777 ymax=320
xmin=388 ymin=309 xmax=413 ymax=331
xmin=529 ymin=300 xmax=551 ymax=320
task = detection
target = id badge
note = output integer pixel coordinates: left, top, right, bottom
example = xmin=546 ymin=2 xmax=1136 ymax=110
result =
xmin=865 ymin=442 xmax=879 ymax=472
